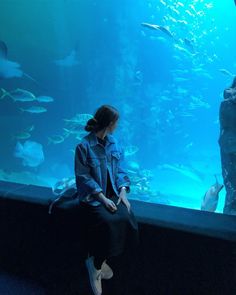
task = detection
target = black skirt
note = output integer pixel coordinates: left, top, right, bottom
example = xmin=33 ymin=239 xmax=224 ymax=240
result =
xmin=78 ymin=195 xmax=139 ymax=260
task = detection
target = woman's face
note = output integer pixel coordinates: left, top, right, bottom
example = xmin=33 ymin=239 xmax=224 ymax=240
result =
xmin=108 ymin=119 xmax=118 ymax=133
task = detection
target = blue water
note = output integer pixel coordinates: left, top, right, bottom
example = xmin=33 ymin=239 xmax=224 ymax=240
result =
xmin=0 ymin=0 xmax=236 ymax=213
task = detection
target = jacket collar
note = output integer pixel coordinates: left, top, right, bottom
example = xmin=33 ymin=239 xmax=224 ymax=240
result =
xmin=87 ymin=132 xmax=115 ymax=147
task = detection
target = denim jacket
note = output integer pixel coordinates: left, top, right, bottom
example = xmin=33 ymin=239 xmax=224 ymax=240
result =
xmin=74 ymin=132 xmax=131 ymax=206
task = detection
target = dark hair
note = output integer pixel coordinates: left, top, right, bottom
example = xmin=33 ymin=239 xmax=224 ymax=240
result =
xmin=85 ymin=105 xmax=119 ymax=132
xmin=231 ymin=76 xmax=236 ymax=88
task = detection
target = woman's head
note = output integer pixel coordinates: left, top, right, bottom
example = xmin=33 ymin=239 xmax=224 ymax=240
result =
xmin=85 ymin=105 xmax=119 ymax=133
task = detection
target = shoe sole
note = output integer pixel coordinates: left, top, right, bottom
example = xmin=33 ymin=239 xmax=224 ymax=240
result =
xmin=85 ymin=259 xmax=102 ymax=295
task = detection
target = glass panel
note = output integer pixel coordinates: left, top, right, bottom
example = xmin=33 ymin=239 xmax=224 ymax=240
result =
xmin=0 ymin=0 xmax=236 ymax=214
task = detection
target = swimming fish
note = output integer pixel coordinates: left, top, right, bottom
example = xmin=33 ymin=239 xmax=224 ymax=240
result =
xmin=64 ymin=113 xmax=93 ymax=126
xmin=0 ymin=88 xmax=36 ymax=102
xmin=141 ymin=23 xmax=174 ymax=39
xmin=54 ymin=50 xmax=79 ymax=67
xmin=20 ymin=106 xmax=47 ymax=113
xmin=219 ymin=69 xmax=235 ymax=77
xmin=0 ymin=59 xmax=23 ymax=79
xmin=48 ymin=135 xmax=65 ymax=144
xmin=183 ymin=38 xmax=195 ymax=53
xmin=201 ymin=175 xmax=223 ymax=212
xmin=124 ymin=145 xmax=139 ymax=157
xmin=36 ymin=96 xmax=54 ymax=103
xmin=0 ymin=40 xmax=37 ymax=83
xmin=13 ymin=132 xmax=31 ymax=140
xmin=162 ymin=164 xmax=202 ymax=183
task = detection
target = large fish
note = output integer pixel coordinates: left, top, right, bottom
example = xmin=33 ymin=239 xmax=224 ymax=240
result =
xmin=0 ymin=40 xmax=37 ymax=84
xmin=141 ymin=23 xmax=174 ymax=39
xmin=201 ymin=175 xmax=224 ymax=212
xmin=54 ymin=50 xmax=79 ymax=67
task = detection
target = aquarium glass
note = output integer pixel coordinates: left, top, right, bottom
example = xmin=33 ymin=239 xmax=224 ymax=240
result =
xmin=1 ymin=0 xmax=236 ymax=214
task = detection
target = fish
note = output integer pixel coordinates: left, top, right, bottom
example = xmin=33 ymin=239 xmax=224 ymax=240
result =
xmin=64 ymin=113 xmax=93 ymax=126
xmin=174 ymin=77 xmax=188 ymax=82
xmin=14 ymin=140 xmax=44 ymax=167
xmin=54 ymin=50 xmax=79 ymax=67
xmin=13 ymin=132 xmax=31 ymax=140
xmin=24 ymin=125 xmax=35 ymax=132
xmin=48 ymin=135 xmax=65 ymax=144
xmin=124 ymin=145 xmax=139 ymax=157
xmin=219 ymin=69 xmax=235 ymax=77
xmin=141 ymin=23 xmax=174 ymax=39
xmin=162 ymin=164 xmax=202 ymax=183
xmin=201 ymin=175 xmax=223 ymax=212
xmin=20 ymin=106 xmax=47 ymax=113
xmin=36 ymin=96 xmax=54 ymax=103
xmin=183 ymin=38 xmax=195 ymax=53
xmin=177 ymin=2 xmax=184 ymax=7
xmin=0 ymin=40 xmax=37 ymax=83
xmin=0 ymin=59 xmax=23 ymax=79
xmin=0 ymin=88 xmax=36 ymax=102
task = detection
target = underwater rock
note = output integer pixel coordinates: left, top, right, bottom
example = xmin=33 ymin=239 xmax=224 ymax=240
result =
xmin=219 ymin=77 xmax=236 ymax=214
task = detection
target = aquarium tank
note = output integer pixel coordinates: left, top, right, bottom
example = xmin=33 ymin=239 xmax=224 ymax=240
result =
xmin=0 ymin=0 xmax=236 ymax=214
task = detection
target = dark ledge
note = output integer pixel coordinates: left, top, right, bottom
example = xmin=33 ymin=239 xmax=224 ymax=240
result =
xmin=0 ymin=180 xmax=236 ymax=242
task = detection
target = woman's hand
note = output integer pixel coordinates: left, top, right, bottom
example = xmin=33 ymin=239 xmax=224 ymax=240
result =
xmin=117 ymin=189 xmax=131 ymax=213
xmin=103 ymin=198 xmax=117 ymax=213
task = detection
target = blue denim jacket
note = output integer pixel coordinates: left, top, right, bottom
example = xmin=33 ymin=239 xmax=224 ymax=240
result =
xmin=74 ymin=132 xmax=131 ymax=206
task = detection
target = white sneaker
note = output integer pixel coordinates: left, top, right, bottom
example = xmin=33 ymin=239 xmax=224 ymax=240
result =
xmin=85 ymin=256 xmax=102 ymax=295
xmin=101 ymin=260 xmax=113 ymax=280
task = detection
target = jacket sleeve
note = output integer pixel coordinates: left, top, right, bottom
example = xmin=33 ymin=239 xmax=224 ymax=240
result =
xmin=115 ymin=148 xmax=131 ymax=193
xmin=74 ymin=144 xmax=103 ymax=195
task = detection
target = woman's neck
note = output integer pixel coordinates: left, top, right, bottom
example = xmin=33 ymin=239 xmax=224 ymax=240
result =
xmin=96 ymin=129 xmax=108 ymax=140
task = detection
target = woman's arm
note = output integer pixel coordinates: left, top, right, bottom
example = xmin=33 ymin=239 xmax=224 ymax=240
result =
xmin=74 ymin=144 xmax=102 ymax=196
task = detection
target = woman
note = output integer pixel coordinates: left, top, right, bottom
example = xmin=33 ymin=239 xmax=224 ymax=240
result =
xmin=219 ymin=77 xmax=236 ymax=215
xmin=74 ymin=105 xmax=139 ymax=295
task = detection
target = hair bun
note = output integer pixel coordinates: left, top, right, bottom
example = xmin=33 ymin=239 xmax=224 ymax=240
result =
xmin=85 ymin=117 xmax=98 ymax=132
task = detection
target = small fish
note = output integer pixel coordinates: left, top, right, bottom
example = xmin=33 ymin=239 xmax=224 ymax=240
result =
xmin=174 ymin=77 xmax=188 ymax=82
xmin=162 ymin=164 xmax=202 ymax=183
xmin=20 ymin=106 xmax=47 ymax=113
xmin=48 ymin=135 xmax=65 ymax=144
xmin=0 ymin=88 xmax=36 ymax=102
xmin=177 ymin=2 xmax=184 ymax=7
xmin=124 ymin=145 xmax=139 ymax=157
xmin=36 ymin=96 xmax=54 ymax=103
xmin=13 ymin=132 xmax=31 ymax=140
xmin=183 ymin=38 xmax=195 ymax=53
xmin=54 ymin=50 xmax=79 ymax=67
xmin=64 ymin=113 xmax=93 ymax=126
xmin=25 ymin=125 xmax=35 ymax=132
xmin=219 ymin=69 xmax=235 ymax=77
xmin=177 ymin=20 xmax=188 ymax=25
xmin=63 ymin=128 xmax=86 ymax=140
xmin=141 ymin=23 xmax=174 ymax=39
xmin=201 ymin=175 xmax=223 ymax=212
xmin=205 ymin=3 xmax=213 ymax=9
